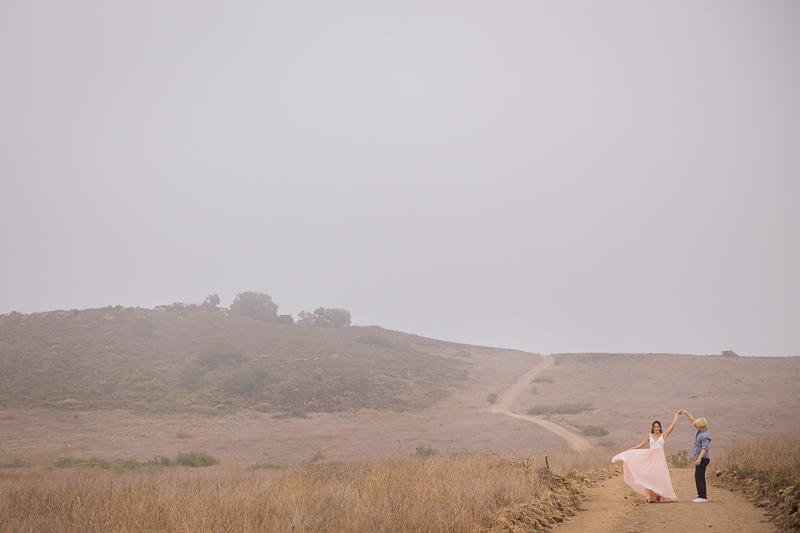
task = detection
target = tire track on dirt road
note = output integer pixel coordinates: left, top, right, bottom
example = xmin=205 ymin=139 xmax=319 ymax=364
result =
xmin=486 ymin=354 xmax=592 ymax=452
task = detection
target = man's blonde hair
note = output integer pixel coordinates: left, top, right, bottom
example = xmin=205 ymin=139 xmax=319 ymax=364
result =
xmin=695 ymin=417 xmax=708 ymax=430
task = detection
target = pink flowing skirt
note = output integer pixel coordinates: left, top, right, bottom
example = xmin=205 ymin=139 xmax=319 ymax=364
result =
xmin=611 ymin=449 xmax=678 ymax=501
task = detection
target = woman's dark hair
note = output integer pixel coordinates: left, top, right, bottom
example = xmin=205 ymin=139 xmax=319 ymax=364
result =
xmin=651 ymin=420 xmax=662 ymax=433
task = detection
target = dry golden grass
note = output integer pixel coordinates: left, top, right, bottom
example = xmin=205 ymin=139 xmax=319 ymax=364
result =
xmin=0 ymin=450 xmax=611 ymax=533
xmin=714 ymin=434 xmax=800 ymax=487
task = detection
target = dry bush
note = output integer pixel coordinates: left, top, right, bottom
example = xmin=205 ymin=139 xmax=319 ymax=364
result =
xmin=0 ymin=451 xmax=608 ymax=533
xmin=714 ymin=434 xmax=800 ymax=487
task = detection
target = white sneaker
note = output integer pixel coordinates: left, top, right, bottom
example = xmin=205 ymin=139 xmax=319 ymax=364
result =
xmin=693 ymin=498 xmax=707 ymax=503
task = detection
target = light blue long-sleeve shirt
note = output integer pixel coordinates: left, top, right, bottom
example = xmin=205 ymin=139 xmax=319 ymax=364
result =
xmin=693 ymin=429 xmax=711 ymax=459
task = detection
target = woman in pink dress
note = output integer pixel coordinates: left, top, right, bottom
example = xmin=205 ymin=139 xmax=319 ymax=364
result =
xmin=612 ymin=411 xmax=680 ymax=502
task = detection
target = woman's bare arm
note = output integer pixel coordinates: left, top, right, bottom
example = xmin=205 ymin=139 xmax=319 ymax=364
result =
xmin=679 ymin=409 xmax=696 ymax=424
xmin=663 ymin=411 xmax=680 ymax=438
xmin=630 ymin=436 xmax=649 ymax=450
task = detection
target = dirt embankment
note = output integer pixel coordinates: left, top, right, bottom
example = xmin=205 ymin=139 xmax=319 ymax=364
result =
xmin=486 ymin=465 xmax=620 ymax=532
xmin=713 ymin=471 xmax=800 ymax=531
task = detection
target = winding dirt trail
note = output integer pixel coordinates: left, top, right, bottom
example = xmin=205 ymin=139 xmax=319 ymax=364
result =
xmin=486 ymin=354 xmax=592 ymax=451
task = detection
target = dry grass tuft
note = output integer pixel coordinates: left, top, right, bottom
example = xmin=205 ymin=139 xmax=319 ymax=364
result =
xmin=714 ymin=434 xmax=800 ymax=487
xmin=0 ymin=451 xmax=612 ymax=533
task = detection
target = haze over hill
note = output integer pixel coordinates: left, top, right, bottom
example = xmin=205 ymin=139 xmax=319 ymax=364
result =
xmin=1 ymin=297 xmax=798 ymax=467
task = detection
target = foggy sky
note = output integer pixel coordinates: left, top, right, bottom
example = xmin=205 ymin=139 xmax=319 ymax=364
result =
xmin=1 ymin=2 xmax=798 ymax=357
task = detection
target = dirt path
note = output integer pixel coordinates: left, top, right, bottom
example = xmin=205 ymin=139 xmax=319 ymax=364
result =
xmin=486 ymin=354 xmax=592 ymax=452
xmin=554 ymin=468 xmax=776 ymax=533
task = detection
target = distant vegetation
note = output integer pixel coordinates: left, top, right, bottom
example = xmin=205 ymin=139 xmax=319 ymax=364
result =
xmin=298 ymin=307 xmax=352 ymax=327
xmin=0 ymin=294 xmax=466 ymax=414
xmin=174 ymin=452 xmax=220 ymax=467
xmin=486 ymin=393 xmax=498 ymax=404
xmin=0 ymin=459 xmax=30 ymax=468
xmin=56 ymin=456 xmax=168 ymax=471
xmin=414 ymin=443 xmax=439 ymax=457
xmin=580 ymin=425 xmax=609 ymax=437
xmin=527 ymin=404 xmax=593 ymax=416
xmin=355 ymin=334 xmax=393 ymax=347
xmin=531 ymin=376 xmax=553 ymax=384
xmin=54 ymin=452 xmax=220 ymax=470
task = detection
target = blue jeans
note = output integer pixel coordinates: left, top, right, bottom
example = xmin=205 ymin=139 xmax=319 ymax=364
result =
xmin=695 ymin=457 xmax=710 ymax=498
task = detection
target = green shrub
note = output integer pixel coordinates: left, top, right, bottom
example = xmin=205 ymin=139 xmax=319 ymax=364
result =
xmin=526 ymin=403 xmax=593 ymax=416
xmin=180 ymin=366 xmax=207 ymax=390
xmin=304 ymin=451 xmax=325 ymax=464
xmin=55 ymin=456 xmax=110 ymax=469
xmin=355 ymin=335 xmax=393 ymax=347
xmin=109 ymin=458 xmax=140 ymax=472
xmin=532 ymin=376 xmax=554 ymax=384
xmin=55 ymin=456 xmax=168 ymax=471
xmin=454 ymin=350 xmax=471 ymax=357
xmin=530 ymin=387 xmax=538 ymax=395
xmin=255 ymin=402 xmax=271 ymax=413
xmin=486 ymin=393 xmax=498 ymax=404
xmin=176 ymin=430 xmax=191 ymax=439
xmin=0 ymin=459 xmax=30 ymax=468
xmin=250 ymin=462 xmax=281 ymax=470
xmin=414 ymin=444 xmax=438 ymax=458
xmin=56 ymin=398 xmax=84 ymax=410
xmin=668 ymin=450 xmax=691 ymax=468
xmin=174 ymin=452 xmax=220 ymax=467
xmin=580 ymin=425 xmax=609 ymax=437
xmin=196 ymin=344 xmax=245 ymax=369
xmin=227 ymin=368 xmax=271 ymax=394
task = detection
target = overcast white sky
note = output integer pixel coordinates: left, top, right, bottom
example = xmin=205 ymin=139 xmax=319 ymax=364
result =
xmin=1 ymin=2 xmax=798 ymax=356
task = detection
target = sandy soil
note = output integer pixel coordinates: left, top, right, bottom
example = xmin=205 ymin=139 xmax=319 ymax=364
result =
xmin=554 ymin=468 xmax=776 ymax=533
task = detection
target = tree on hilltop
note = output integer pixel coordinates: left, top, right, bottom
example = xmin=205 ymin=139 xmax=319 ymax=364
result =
xmin=298 ymin=307 xmax=351 ymax=327
xmin=202 ymin=294 xmax=220 ymax=308
xmin=230 ymin=291 xmax=279 ymax=321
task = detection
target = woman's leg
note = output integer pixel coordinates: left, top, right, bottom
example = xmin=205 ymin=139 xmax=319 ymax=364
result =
xmin=694 ymin=458 xmax=710 ymax=499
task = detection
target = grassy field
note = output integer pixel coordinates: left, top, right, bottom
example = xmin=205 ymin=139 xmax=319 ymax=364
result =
xmin=0 ymin=450 xmax=613 ymax=533
xmin=714 ymin=434 xmax=800 ymax=488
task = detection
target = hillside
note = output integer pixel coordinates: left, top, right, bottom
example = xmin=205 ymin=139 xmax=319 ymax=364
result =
xmin=2 ymin=306 xmax=798 ymax=469
xmin=0 ymin=306 xmax=468 ymax=415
